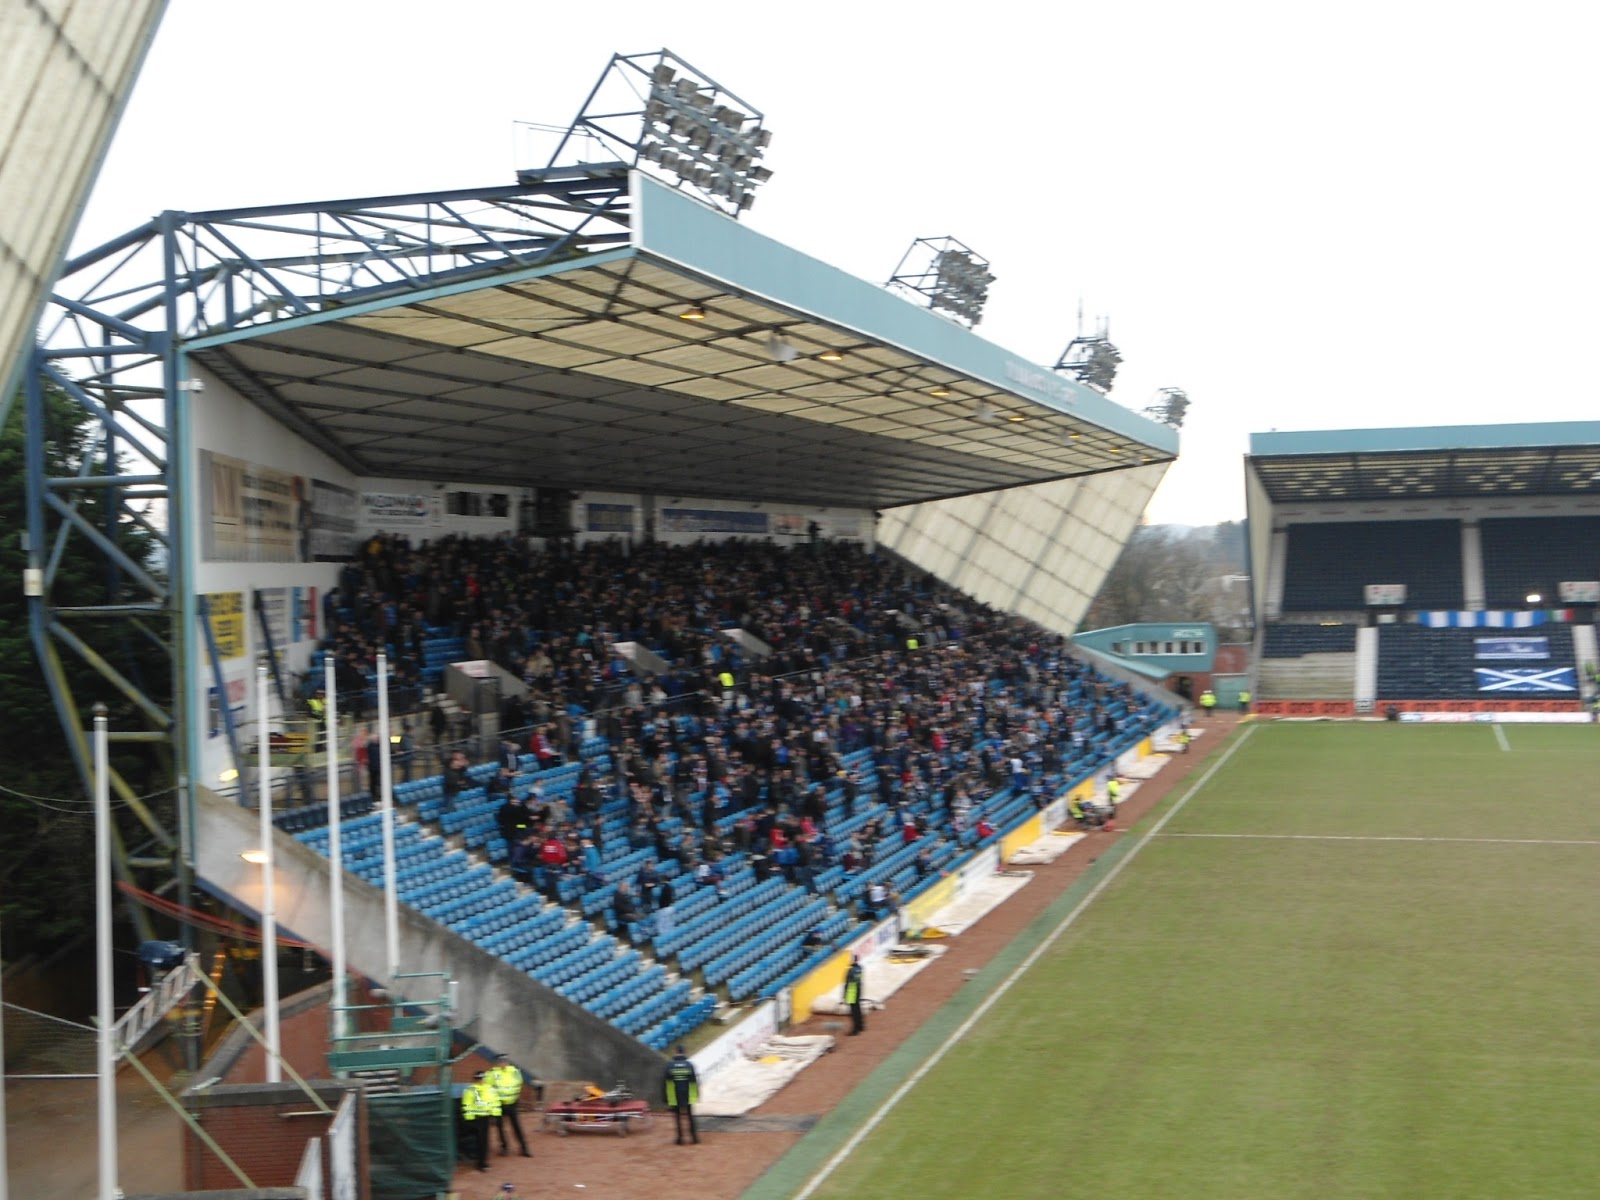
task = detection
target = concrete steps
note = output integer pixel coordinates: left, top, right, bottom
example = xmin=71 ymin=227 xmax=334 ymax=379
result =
xmin=1257 ymin=651 xmax=1356 ymax=701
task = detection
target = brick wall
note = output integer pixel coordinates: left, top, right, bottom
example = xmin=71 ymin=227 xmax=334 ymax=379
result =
xmin=182 ymin=1080 xmax=368 ymax=1199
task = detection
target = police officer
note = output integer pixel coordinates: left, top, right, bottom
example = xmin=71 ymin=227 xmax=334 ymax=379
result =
xmin=488 ymin=1053 xmax=531 ymax=1158
xmin=662 ymin=1045 xmax=700 ymax=1145
xmin=1237 ymin=689 xmax=1252 ymax=716
xmin=1199 ymin=688 xmax=1217 ymax=718
xmin=843 ymin=955 xmax=865 ymax=1035
xmin=1106 ymin=775 xmax=1122 ymax=808
xmin=461 ymin=1070 xmax=501 ymax=1172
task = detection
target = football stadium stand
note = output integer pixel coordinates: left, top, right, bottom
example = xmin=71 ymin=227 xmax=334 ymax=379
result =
xmin=260 ymin=538 xmax=1175 ymax=1053
xmin=1246 ymin=423 xmax=1600 ymax=716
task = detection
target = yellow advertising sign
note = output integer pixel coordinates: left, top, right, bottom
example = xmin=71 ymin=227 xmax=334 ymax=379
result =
xmin=901 ymin=873 xmax=958 ymax=934
xmin=205 ymin=592 xmax=245 ymax=660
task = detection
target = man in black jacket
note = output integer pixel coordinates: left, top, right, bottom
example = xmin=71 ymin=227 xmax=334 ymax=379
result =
xmin=496 ymin=794 xmax=529 ymax=847
xmin=440 ymin=748 xmax=471 ymax=813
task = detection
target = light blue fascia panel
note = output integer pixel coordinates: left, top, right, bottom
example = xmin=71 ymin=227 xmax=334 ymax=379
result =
xmin=1250 ymin=421 xmax=1600 ymax=457
xmin=632 ymin=173 xmax=1178 ymax=456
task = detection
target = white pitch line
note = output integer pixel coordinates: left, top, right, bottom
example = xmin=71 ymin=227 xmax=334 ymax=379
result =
xmin=789 ymin=725 xmax=1260 ymax=1200
xmin=1493 ymin=723 xmax=1511 ymax=752
xmin=1162 ymin=832 xmax=1600 ymax=847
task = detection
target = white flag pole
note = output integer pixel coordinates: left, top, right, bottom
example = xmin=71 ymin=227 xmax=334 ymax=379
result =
xmin=324 ymin=654 xmax=346 ymax=1039
xmin=256 ymin=661 xmax=282 ymax=1082
xmin=376 ymin=652 xmax=400 ymax=980
xmin=93 ymin=704 xmax=118 ymax=1200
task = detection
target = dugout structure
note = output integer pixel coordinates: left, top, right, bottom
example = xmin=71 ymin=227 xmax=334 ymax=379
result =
xmin=1245 ymin=422 xmax=1600 ymax=717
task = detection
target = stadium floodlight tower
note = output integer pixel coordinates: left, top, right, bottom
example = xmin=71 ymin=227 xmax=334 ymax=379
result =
xmin=531 ymin=49 xmax=774 ymax=218
xmin=1142 ymin=386 xmax=1191 ymax=430
xmin=886 ymin=237 xmax=996 ymax=328
xmin=1054 ymin=313 xmax=1123 ymax=393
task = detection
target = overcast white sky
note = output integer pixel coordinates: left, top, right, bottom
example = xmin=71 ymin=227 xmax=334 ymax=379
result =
xmin=75 ymin=0 xmax=1600 ymax=526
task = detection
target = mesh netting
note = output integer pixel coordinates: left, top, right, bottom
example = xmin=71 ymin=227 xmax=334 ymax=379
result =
xmin=2 ymin=1001 xmax=97 ymax=1077
xmin=368 ymin=1089 xmax=455 ymax=1200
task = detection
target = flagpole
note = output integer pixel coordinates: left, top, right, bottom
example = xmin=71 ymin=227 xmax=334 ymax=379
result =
xmin=257 ymin=661 xmax=282 ymax=1082
xmin=93 ymin=704 xmax=117 ymax=1200
xmin=324 ymin=654 xmax=346 ymax=1040
xmin=376 ymin=652 xmax=400 ymax=981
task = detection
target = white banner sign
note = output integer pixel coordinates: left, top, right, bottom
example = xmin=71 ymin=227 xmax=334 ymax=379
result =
xmin=362 ymin=491 xmax=435 ymax=527
xmin=1558 ymin=580 xmax=1600 ymax=604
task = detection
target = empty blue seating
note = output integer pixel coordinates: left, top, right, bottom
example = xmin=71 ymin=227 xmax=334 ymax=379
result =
xmin=1480 ymin=517 xmax=1600 ymax=608
xmin=1262 ymin=623 xmax=1359 ymax=657
xmin=1377 ymin=623 xmax=1577 ymax=700
xmin=1281 ymin=521 xmax=1463 ymax=611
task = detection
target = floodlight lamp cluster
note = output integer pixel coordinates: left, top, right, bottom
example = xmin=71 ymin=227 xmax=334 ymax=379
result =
xmin=1142 ymin=386 xmax=1190 ymax=430
xmin=930 ymin=247 xmax=995 ymax=325
xmin=1055 ymin=333 xmax=1122 ymax=393
xmin=886 ymin=237 xmax=996 ymax=328
xmin=639 ymin=61 xmax=773 ymax=213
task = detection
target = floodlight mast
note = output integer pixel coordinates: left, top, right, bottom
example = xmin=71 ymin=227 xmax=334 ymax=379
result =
xmin=1142 ymin=386 xmax=1190 ymax=429
xmin=539 ymin=49 xmax=774 ymax=219
xmin=886 ymin=236 xmax=996 ymax=328
xmin=1054 ymin=311 xmax=1123 ymax=393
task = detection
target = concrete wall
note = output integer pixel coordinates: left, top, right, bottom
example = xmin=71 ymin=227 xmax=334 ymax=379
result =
xmin=194 ymin=787 xmax=666 ymax=1089
xmin=878 ymin=463 xmax=1167 ymax=638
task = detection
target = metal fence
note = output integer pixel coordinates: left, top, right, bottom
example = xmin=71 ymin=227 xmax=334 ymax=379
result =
xmin=2 ymin=1000 xmax=96 ymax=1079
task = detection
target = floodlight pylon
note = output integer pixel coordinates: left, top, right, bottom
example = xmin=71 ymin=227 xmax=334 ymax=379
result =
xmin=885 ymin=237 xmax=997 ymax=328
xmin=1141 ymin=386 xmax=1190 ymax=429
xmin=1054 ymin=323 xmax=1123 ymax=394
xmin=534 ymin=49 xmax=774 ymax=219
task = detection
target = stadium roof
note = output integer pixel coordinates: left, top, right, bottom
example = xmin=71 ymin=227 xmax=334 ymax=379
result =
xmin=179 ymin=172 xmax=1176 ymax=511
xmin=1247 ymin=421 xmax=1600 ymax=504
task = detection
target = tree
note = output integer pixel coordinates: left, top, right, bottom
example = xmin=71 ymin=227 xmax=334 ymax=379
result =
xmin=0 ymin=387 xmax=169 ymax=959
xmin=1083 ymin=523 xmax=1251 ymax=639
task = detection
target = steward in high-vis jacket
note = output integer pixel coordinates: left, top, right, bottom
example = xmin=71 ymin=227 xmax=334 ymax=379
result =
xmin=488 ymin=1054 xmax=530 ymax=1158
xmin=843 ymin=955 xmax=865 ymax=1035
xmin=662 ymin=1045 xmax=701 ymax=1145
xmin=460 ymin=1071 xmax=501 ymax=1172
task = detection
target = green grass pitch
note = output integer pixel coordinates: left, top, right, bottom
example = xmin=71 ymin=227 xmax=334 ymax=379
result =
xmin=755 ymin=722 xmax=1600 ymax=1200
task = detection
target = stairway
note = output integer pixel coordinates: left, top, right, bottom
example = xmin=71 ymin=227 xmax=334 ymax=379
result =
xmin=1256 ymin=652 xmax=1356 ymax=701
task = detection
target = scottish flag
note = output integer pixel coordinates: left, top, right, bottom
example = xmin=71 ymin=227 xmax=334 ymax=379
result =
xmin=1473 ymin=666 xmax=1577 ymax=693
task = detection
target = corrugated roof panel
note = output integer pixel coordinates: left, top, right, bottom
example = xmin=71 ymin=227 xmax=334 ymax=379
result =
xmin=350 ymin=313 xmax=532 ymax=347
xmin=0 ymin=1 xmax=165 ymax=396
xmin=468 ymin=337 xmax=613 ymax=368
xmin=575 ymin=358 xmax=696 ymax=387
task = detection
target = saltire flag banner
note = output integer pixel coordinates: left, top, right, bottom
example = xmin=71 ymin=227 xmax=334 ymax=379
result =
xmin=1474 ymin=637 xmax=1549 ymax=660
xmin=1421 ymin=610 xmax=1574 ymax=628
xmin=1474 ymin=667 xmax=1577 ymax=693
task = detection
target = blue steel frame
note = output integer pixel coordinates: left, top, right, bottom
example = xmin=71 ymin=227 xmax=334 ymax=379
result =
xmin=23 ymin=170 xmax=635 ymax=917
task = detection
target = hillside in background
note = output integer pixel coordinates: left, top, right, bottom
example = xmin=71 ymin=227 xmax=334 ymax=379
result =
xmin=1083 ymin=520 xmax=1250 ymax=640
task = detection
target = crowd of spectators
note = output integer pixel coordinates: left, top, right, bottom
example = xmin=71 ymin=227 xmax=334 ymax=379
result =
xmin=309 ymin=534 xmax=970 ymax=728
xmin=310 ymin=532 xmax=1159 ymax=942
